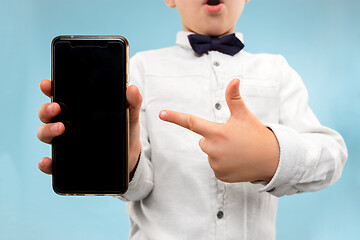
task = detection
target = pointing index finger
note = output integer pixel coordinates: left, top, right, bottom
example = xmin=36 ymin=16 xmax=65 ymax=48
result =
xmin=159 ymin=110 xmax=219 ymax=138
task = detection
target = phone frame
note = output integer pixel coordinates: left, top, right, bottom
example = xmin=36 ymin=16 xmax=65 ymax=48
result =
xmin=51 ymin=35 xmax=130 ymax=196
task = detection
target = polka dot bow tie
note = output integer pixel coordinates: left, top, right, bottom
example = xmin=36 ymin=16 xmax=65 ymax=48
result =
xmin=187 ymin=33 xmax=244 ymax=56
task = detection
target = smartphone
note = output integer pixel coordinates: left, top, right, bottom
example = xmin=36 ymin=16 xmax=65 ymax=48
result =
xmin=51 ymin=36 xmax=129 ymax=195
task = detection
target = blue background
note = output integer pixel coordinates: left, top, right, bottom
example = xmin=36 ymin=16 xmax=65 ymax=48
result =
xmin=1 ymin=0 xmax=359 ymax=239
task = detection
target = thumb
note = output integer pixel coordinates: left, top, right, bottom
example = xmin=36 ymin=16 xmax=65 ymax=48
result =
xmin=225 ymin=78 xmax=247 ymax=118
xmin=127 ymin=85 xmax=143 ymax=124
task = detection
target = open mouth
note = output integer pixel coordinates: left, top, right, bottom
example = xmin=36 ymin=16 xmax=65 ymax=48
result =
xmin=204 ymin=0 xmax=223 ymax=13
xmin=206 ymin=0 xmax=221 ymax=6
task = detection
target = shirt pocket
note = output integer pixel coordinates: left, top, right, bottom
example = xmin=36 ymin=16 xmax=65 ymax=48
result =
xmin=235 ymin=76 xmax=280 ymax=124
xmin=144 ymin=74 xmax=212 ymax=153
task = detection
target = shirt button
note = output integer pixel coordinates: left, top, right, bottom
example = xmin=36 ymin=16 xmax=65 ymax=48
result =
xmin=217 ymin=211 xmax=224 ymax=219
xmin=215 ymin=103 xmax=222 ymax=110
xmin=213 ymin=61 xmax=220 ymax=67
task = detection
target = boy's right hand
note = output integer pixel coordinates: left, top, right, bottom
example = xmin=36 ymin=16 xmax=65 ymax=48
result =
xmin=37 ymin=79 xmax=143 ymax=179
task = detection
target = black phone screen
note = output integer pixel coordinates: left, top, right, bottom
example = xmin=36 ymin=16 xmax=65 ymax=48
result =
xmin=51 ymin=37 xmax=128 ymax=195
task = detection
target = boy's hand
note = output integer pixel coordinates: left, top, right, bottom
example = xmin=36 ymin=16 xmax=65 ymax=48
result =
xmin=37 ymin=80 xmax=142 ymax=178
xmin=159 ymin=79 xmax=280 ymax=183
xmin=37 ymin=80 xmax=65 ymax=174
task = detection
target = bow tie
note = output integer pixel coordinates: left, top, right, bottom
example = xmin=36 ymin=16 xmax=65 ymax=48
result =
xmin=188 ymin=33 xmax=244 ymax=56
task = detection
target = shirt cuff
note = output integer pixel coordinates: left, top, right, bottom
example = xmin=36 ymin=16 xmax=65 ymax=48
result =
xmin=255 ymin=123 xmax=306 ymax=197
xmin=116 ymin=147 xmax=153 ymax=201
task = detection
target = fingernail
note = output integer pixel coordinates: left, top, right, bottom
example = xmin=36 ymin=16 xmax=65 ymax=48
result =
xmin=51 ymin=123 xmax=59 ymax=132
xmin=235 ymin=79 xmax=240 ymax=89
xmin=160 ymin=111 xmax=167 ymax=119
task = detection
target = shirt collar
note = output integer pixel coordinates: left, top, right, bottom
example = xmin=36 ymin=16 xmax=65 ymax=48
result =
xmin=176 ymin=31 xmax=244 ymax=51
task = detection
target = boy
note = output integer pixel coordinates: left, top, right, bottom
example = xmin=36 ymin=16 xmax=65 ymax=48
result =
xmin=37 ymin=0 xmax=347 ymax=239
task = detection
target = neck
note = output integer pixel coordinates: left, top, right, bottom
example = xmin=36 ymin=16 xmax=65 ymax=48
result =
xmin=182 ymin=26 xmax=235 ymax=38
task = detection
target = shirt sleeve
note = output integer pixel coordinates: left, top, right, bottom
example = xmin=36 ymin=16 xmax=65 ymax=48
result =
xmin=116 ymin=53 xmax=154 ymax=202
xmin=257 ymin=55 xmax=348 ymax=197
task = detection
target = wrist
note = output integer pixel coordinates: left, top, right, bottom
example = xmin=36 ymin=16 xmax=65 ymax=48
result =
xmin=260 ymin=127 xmax=280 ymax=182
xmin=129 ymin=145 xmax=141 ymax=181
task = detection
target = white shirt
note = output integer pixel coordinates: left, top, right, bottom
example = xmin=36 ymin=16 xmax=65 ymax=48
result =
xmin=117 ymin=31 xmax=347 ymax=240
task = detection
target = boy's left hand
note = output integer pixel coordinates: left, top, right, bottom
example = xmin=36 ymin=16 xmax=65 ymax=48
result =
xmin=159 ymin=79 xmax=280 ymax=183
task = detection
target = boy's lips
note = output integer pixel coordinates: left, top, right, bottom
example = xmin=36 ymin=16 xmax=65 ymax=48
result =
xmin=204 ymin=0 xmax=224 ymax=14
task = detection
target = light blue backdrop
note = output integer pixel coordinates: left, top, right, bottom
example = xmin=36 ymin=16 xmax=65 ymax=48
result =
xmin=1 ymin=0 xmax=359 ymax=239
